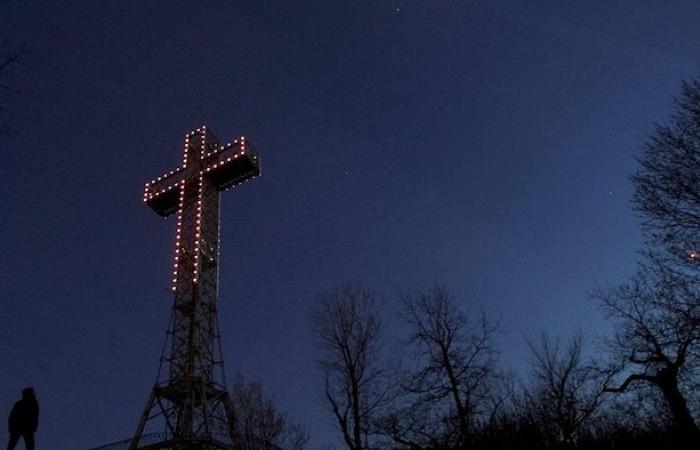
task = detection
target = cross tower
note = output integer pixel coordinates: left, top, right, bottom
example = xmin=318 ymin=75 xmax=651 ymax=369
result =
xmin=130 ymin=126 xmax=260 ymax=449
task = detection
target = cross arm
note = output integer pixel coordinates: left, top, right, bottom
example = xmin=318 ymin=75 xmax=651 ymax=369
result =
xmin=202 ymin=138 xmax=260 ymax=191
xmin=143 ymin=134 xmax=260 ymax=217
xmin=144 ymin=168 xmax=189 ymax=217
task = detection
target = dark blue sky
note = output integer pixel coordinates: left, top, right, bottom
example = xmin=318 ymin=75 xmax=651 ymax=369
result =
xmin=2 ymin=1 xmax=700 ymax=448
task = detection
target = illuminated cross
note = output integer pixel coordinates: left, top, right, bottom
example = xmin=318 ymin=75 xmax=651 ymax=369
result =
xmin=144 ymin=125 xmax=259 ymax=292
xmin=131 ymin=125 xmax=260 ymax=448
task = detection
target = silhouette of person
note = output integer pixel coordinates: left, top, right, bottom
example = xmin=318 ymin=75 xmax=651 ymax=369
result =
xmin=7 ymin=388 xmax=38 ymax=450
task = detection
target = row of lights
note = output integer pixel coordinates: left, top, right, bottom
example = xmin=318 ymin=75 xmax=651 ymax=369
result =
xmin=192 ymin=130 xmax=209 ymax=284
xmin=171 ymin=179 xmax=187 ymax=291
xmin=204 ymin=139 xmax=240 ymax=159
xmin=203 ymin=150 xmax=247 ymax=173
xmin=147 ymin=166 xmax=183 ymax=187
xmin=143 ymin=180 xmax=179 ymax=202
xmin=182 ymin=128 xmax=196 ymax=168
xmin=144 ymin=126 xmax=204 ymax=193
xmin=146 ymin=125 xmax=245 ymax=186
xmin=144 ymin=135 xmax=253 ymax=203
xmin=146 ymin=150 xmax=250 ymax=202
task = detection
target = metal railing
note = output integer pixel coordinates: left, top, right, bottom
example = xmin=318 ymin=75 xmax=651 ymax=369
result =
xmin=89 ymin=433 xmax=170 ymax=450
xmin=89 ymin=433 xmax=283 ymax=450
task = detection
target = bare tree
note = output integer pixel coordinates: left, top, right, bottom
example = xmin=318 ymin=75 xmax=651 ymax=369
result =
xmin=593 ymin=256 xmax=700 ymax=435
xmin=631 ymin=77 xmax=700 ymax=262
xmin=523 ymin=332 xmax=606 ymax=448
xmin=309 ymin=283 xmax=387 ymax=450
xmin=230 ymin=374 xmax=309 ymax=450
xmin=383 ymin=285 xmax=505 ymax=449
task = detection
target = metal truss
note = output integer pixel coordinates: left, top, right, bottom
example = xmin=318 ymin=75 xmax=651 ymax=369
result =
xmin=128 ymin=126 xmax=260 ymax=450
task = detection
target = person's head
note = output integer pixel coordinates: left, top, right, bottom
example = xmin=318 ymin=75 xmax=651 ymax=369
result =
xmin=21 ymin=387 xmax=35 ymax=400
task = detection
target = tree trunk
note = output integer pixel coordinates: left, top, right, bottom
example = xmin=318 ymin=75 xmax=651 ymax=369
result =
xmin=656 ymin=368 xmax=698 ymax=434
xmin=441 ymin=347 xmax=469 ymax=448
xmin=352 ymin=376 xmax=362 ymax=450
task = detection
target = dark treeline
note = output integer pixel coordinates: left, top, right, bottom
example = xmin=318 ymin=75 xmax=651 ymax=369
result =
xmin=308 ymin=281 xmax=696 ymax=450
xmin=303 ymin=77 xmax=700 ymax=450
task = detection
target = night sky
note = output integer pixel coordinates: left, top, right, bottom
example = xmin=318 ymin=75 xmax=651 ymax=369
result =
xmin=2 ymin=1 xmax=700 ymax=448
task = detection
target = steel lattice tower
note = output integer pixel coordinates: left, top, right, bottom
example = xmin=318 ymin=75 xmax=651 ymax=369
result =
xmin=130 ymin=126 xmax=260 ymax=450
